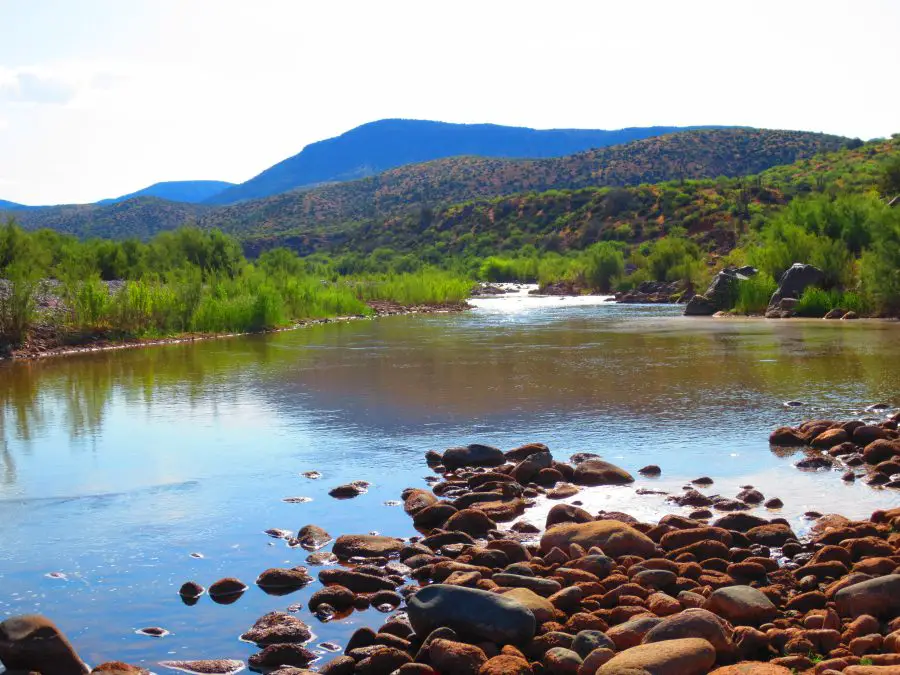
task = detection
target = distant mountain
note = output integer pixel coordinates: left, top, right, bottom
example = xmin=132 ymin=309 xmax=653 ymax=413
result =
xmin=205 ymin=119 xmax=726 ymax=205
xmin=98 ymin=180 xmax=234 ymax=205
xmin=0 ymin=199 xmax=30 ymax=210
xmin=7 ymin=128 xmax=849 ymax=242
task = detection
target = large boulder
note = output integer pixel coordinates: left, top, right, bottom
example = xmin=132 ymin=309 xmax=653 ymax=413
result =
xmin=684 ymin=294 xmax=716 ymax=316
xmin=642 ymin=609 xmax=734 ymax=657
xmin=703 ymin=586 xmax=777 ymax=626
xmin=540 ymin=520 xmax=656 ymax=558
xmin=597 ymin=637 xmax=716 ymax=675
xmin=332 ymin=534 xmax=404 ymax=559
xmin=0 ymin=615 xmax=88 ymax=675
xmin=442 ymin=444 xmax=506 ymax=470
xmin=834 ymin=574 xmax=900 ymax=618
xmin=406 ymin=584 xmax=536 ymax=645
xmin=573 ymin=459 xmax=634 ymax=486
xmin=768 ymin=263 xmax=824 ymax=308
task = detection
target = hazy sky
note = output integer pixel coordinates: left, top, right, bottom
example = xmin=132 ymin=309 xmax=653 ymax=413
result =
xmin=1 ymin=0 xmax=898 ymax=205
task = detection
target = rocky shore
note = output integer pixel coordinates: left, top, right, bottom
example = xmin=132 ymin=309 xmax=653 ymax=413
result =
xmin=4 ymin=407 xmax=900 ymax=675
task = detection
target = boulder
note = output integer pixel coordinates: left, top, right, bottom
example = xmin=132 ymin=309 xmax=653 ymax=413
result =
xmin=247 ymin=644 xmax=318 ymax=670
xmin=684 ymin=294 xmax=716 ymax=316
xmin=597 ymin=638 xmax=716 ymax=675
xmin=157 ymin=661 xmax=245 ymax=675
xmin=406 ymin=584 xmax=536 ymax=645
xmin=643 ymin=609 xmax=734 ymax=657
xmin=541 ymin=520 xmax=657 ymax=558
xmin=502 ymin=588 xmax=557 ymax=623
xmin=573 ymin=459 xmax=635 ymax=486
xmin=332 ymin=534 xmax=404 ymax=559
xmin=240 ymin=612 xmax=312 ymax=646
xmin=834 ymin=574 xmax=900 ymax=618
xmin=704 ymin=586 xmax=777 ymax=626
xmin=709 ymin=664 xmax=794 ymax=674
xmin=0 ymin=615 xmax=88 ymax=675
xmin=443 ymin=444 xmax=506 ymax=470
xmin=768 ymin=263 xmax=824 ymax=308
xmin=478 ymin=654 xmax=532 ymax=675
xmin=256 ymin=568 xmax=313 ymax=592
xmin=429 ymin=638 xmax=487 ymax=675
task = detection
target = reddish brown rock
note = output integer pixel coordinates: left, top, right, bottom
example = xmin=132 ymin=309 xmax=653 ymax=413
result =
xmin=597 ymin=637 xmax=716 ymax=675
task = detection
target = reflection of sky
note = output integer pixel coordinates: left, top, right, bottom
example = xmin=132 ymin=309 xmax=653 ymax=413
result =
xmin=0 ymin=301 xmax=899 ymax=666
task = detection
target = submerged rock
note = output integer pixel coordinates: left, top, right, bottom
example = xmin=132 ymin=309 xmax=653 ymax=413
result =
xmin=442 ymin=444 xmax=506 ymax=470
xmin=256 ymin=567 xmax=313 ymax=593
xmin=157 ymin=660 xmax=246 ymax=675
xmin=332 ymin=534 xmax=404 ymax=559
xmin=572 ymin=459 xmax=634 ymax=485
xmin=208 ymin=578 xmax=248 ymax=604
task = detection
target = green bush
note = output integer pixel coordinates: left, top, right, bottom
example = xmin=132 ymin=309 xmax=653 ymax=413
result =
xmin=0 ymin=267 xmax=38 ymax=346
xmin=733 ymin=274 xmax=777 ymax=314
xmin=580 ymin=243 xmax=625 ymax=292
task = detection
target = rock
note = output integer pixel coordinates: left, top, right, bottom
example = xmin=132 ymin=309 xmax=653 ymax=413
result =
xmin=703 ymin=586 xmax=777 ymax=626
xmin=548 ymin=484 xmax=580 ymax=499
xmin=329 ymin=483 xmax=366 ymax=498
xmin=841 ymin=311 xmax=859 ymax=320
xmin=443 ymin=444 xmax=506 ymax=470
xmin=639 ymin=465 xmax=662 ymax=477
xmin=332 ymin=534 xmax=403 ymax=559
xmin=256 ymin=567 xmax=313 ymax=593
xmin=597 ymin=638 xmax=716 ymax=675
xmin=546 ymin=503 xmax=595 ymax=528
xmin=863 ymin=439 xmax=900 ymax=464
xmin=746 ymin=523 xmax=796 ymax=547
xmin=573 ymin=459 xmax=635 ymax=486
xmin=404 ymin=488 xmax=439 ymax=515
xmin=502 ymin=588 xmax=557 ymax=623
xmin=207 ymin=578 xmax=248 ymax=604
xmin=578 ymin=648 xmax=615 ymax=674
xmin=296 ymin=524 xmax=332 ymax=550
xmin=709 ymin=664 xmax=794 ymax=674
xmin=240 ymin=612 xmax=312 ymax=645
xmin=544 ymin=647 xmax=583 ymax=674
xmin=769 ymin=427 xmax=806 ymax=446
xmin=571 ymin=630 xmax=615 ymax=658
xmin=445 ymin=508 xmax=497 ymax=537
xmin=179 ymin=581 xmax=204 ymax=599
xmin=308 ymin=585 xmax=355 ymax=611
xmin=430 ymin=639 xmax=487 ymax=675
xmin=769 ymin=263 xmax=824 ymax=308
xmin=541 ymin=520 xmax=657 ymax=558
xmin=406 ymin=584 xmax=536 ymax=645
xmin=92 ymin=663 xmax=150 ymax=675
xmin=513 ymin=451 xmax=553 ymax=484
xmin=643 ymin=609 xmax=733 ymax=657
xmin=0 ymin=615 xmax=88 ymax=675
xmin=824 ymin=308 xmax=845 ymax=319
xmin=354 ymin=647 xmax=413 ymax=675
xmin=479 ymin=654 xmax=532 ymax=675
xmin=834 ymin=574 xmax=900 ymax=618
xmin=684 ymin=294 xmax=716 ymax=316
xmin=158 ymin=661 xmax=245 ymax=675
xmin=810 ymin=428 xmax=849 ymax=448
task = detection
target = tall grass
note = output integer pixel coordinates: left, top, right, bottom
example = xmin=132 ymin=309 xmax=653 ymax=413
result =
xmin=733 ymin=274 xmax=777 ymax=314
xmin=355 ymin=270 xmax=472 ymax=305
xmin=795 ymin=287 xmax=868 ymax=317
xmin=0 ymin=273 xmax=38 ymax=346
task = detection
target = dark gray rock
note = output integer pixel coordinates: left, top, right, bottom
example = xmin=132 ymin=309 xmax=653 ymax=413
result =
xmin=442 ymin=444 xmax=506 ymax=470
xmin=571 ymin=629 xmax=615 ymax=658
xmin=406 ymin=584 xmax=536 ymax=645
xmin=683 ymin=294 xmax=716 ymax=316
xmin=769 ymin=263 xmax=824 ymax=308
xmin=834 ymin=574 xmax=900 ymax=618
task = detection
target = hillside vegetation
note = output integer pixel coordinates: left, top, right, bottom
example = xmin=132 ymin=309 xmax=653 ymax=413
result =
xmin=204 ymin=119 xmax=721 ymax=205
xmin=7 ymin=128 xmax=849 ymax=241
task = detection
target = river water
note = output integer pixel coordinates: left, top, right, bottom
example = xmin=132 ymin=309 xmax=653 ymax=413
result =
xmin=1 ymin=292 xmax=898 ymax=669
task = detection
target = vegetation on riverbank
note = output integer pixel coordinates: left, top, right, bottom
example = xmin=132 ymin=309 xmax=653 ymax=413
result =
xmin=0 ymin=223 xmax=471 ymax=354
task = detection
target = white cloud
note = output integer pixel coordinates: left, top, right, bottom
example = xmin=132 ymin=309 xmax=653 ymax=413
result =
xmin=0 ymin=69 xmax=77 ymax=105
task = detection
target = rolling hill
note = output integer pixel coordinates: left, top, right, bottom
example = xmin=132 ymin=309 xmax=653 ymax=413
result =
xmin=204 ymin=119 xmax=724 ymax=205
xmin=0 ymin=199 xmax=29 ymax=211
xmin=97 ymin=180 xmax=235 ymax=205
xmin=6 ymin=128 xmax=851 ymax=243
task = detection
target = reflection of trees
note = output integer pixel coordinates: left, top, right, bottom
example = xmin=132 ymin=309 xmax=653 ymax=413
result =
xmin=0 ymin=437 xmax=15 ymax=486
xmin=0 ymin=336 xmax=279 ymax=448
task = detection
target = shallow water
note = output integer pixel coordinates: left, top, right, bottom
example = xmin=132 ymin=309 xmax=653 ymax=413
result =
xmin=1 ymin=296 xmax=899 ymax=669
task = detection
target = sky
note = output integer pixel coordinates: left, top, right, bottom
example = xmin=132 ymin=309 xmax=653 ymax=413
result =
xmin=1 ymin=0 xmax=898 ymax=205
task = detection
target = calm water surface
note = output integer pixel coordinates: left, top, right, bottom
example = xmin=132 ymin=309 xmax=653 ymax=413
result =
xmin=1 ymin=296 xmax=899 ymax=669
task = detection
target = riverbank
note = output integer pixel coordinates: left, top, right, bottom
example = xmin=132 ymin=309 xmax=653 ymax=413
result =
xmin=2 ymin=300 xmax=470 ymax=361
xmin=4 ymin=414 xmax=900 ymax=674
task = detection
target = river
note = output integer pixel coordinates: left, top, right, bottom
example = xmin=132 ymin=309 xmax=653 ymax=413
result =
xmin=1 ymin=292 xmax=898 ymax=668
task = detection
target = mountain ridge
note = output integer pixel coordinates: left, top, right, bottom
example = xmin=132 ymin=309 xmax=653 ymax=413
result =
xmin=97 ymin=180 xmax=235 ymax=205
xmin=4 ymin=128 xmax=851 ymax=242
xmin=203 ymin=119 xmax=729 ymax=205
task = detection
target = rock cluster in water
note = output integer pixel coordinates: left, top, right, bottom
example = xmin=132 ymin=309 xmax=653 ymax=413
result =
xmin=5 ymin=437 xmax=900 ymax=675
xmin=770 ymin=409 xmax=900 ymax=489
